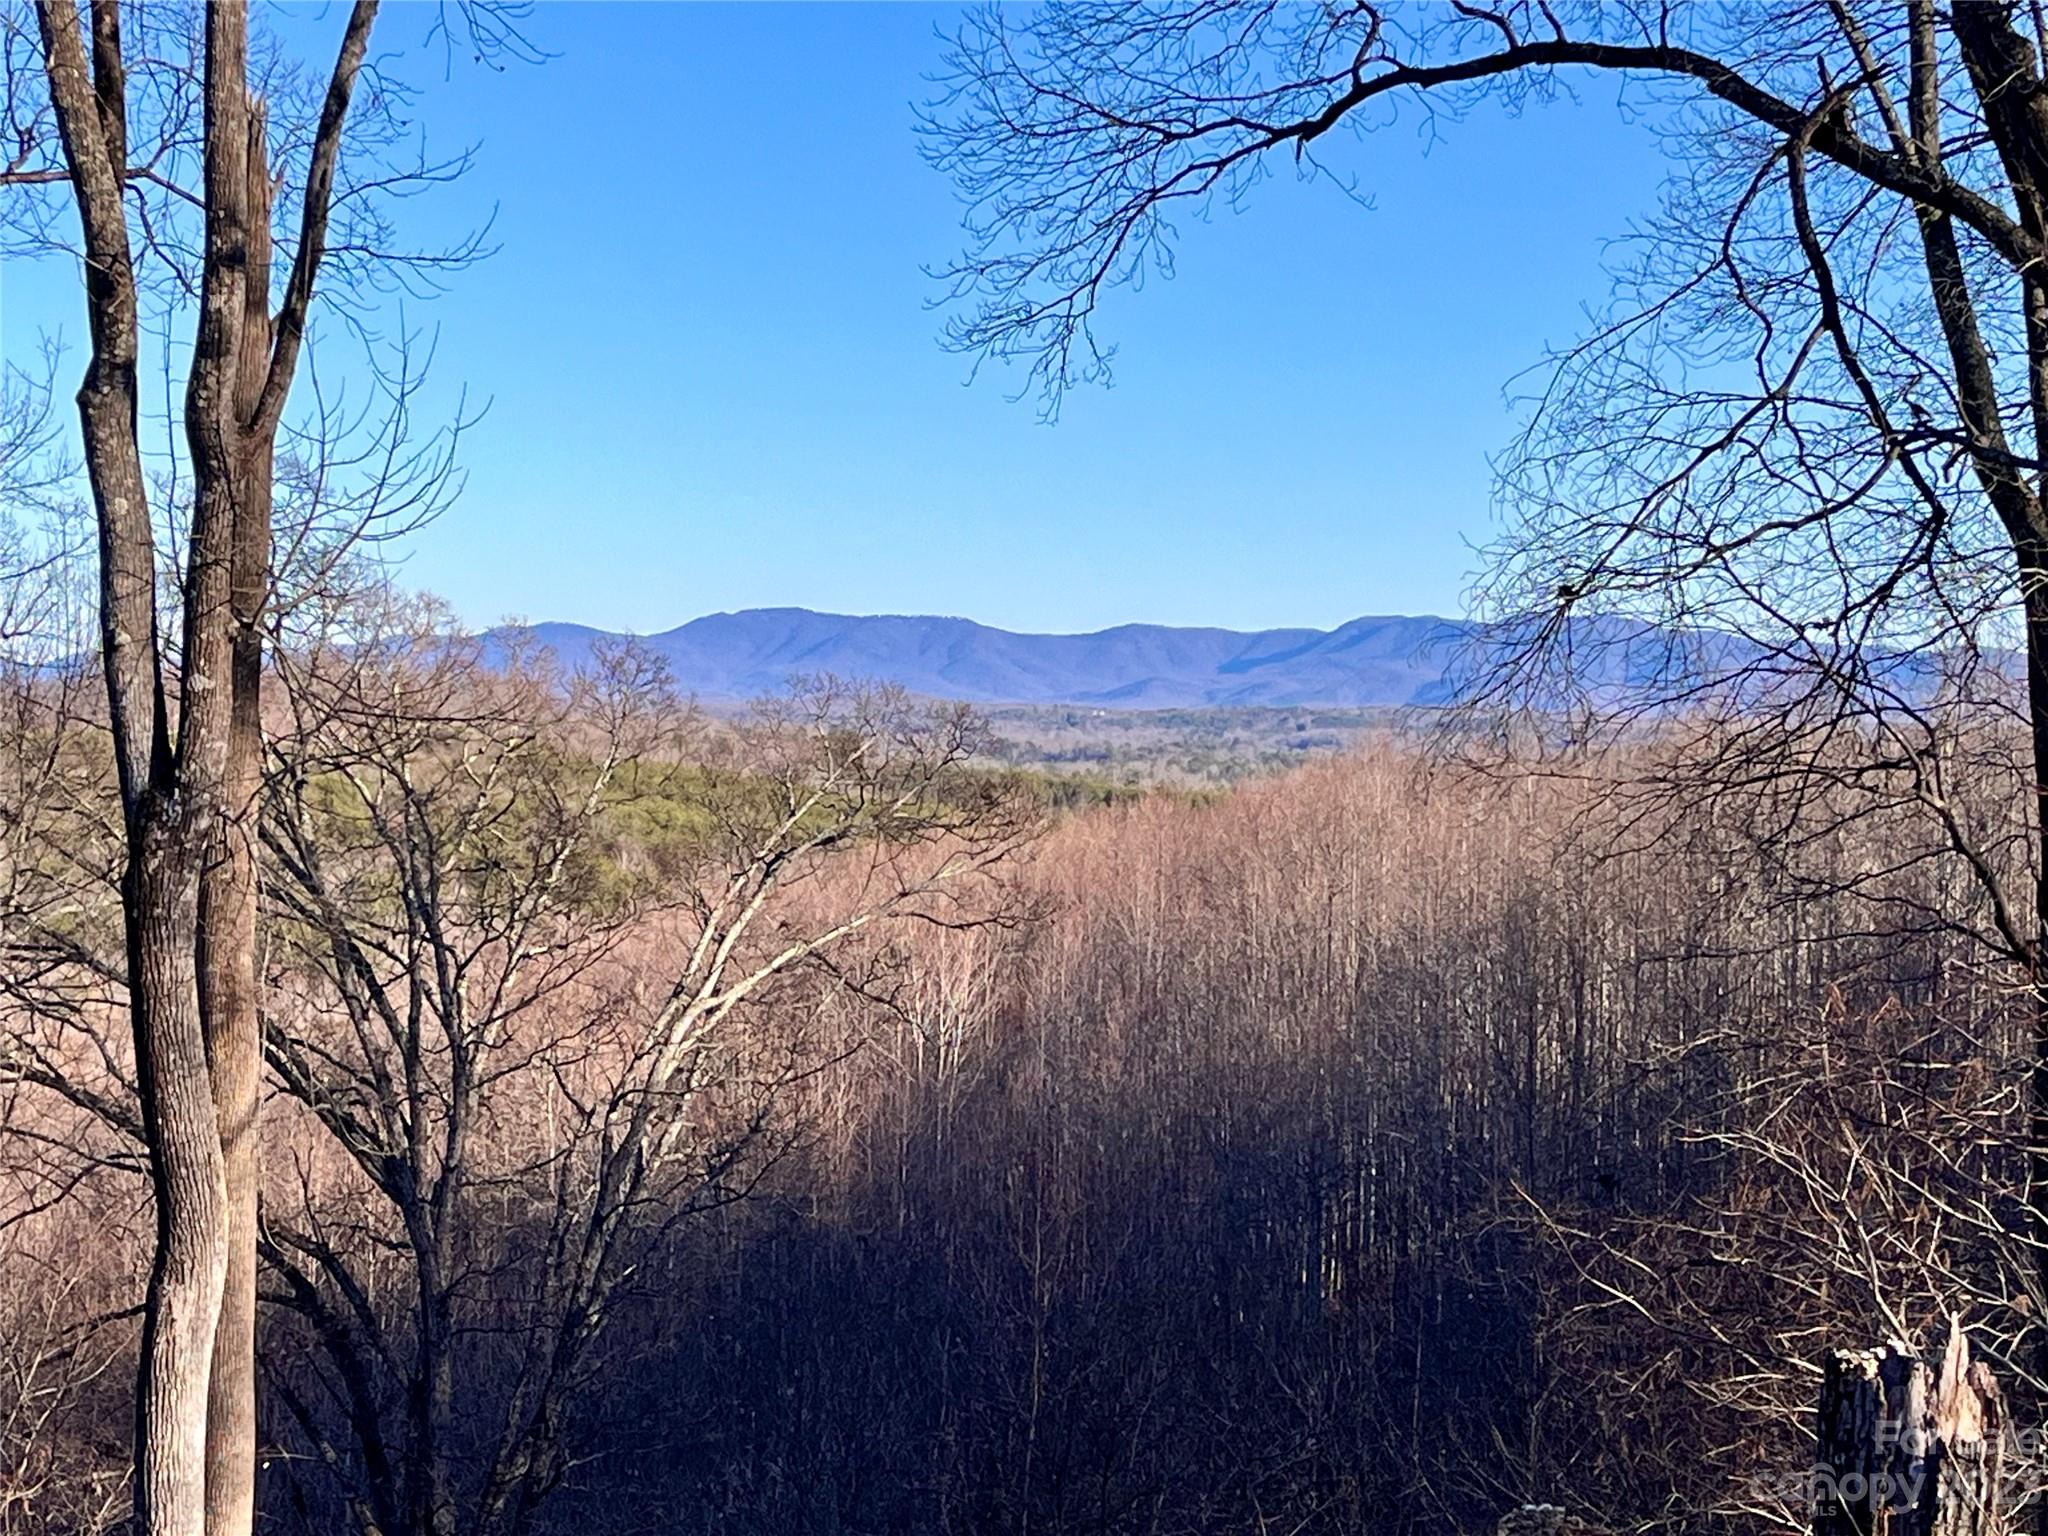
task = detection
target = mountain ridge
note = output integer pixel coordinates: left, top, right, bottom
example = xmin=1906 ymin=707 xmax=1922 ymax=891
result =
xmin=486 ymin=607 xmax=1493 ymax=709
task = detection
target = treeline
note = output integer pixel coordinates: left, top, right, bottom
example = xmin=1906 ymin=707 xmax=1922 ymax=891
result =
xmin=2 ymin=657 xmax=2038 ymax=1534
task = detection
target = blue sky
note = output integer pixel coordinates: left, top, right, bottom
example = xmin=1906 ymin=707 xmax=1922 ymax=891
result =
xmin=3 ymin=3 xmax=1670 ymax=636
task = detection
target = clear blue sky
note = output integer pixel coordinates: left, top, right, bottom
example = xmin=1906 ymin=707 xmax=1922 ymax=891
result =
xmin=3 ymin=3 xmax=1670 ymax=636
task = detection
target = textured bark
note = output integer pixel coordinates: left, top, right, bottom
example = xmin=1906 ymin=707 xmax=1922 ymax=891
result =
xmin=128 ymin=829 xmax=231 ymax=1536
xmin=180 ymin=5 xmax=253 ymax=1520
xmin=198 ymin=87 xmax=274 ymax=1536
xmin=1814 ymin=1324 xmax=2003 ymax=1536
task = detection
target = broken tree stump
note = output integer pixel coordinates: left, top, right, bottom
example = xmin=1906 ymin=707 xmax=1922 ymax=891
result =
xmin=1814 ymin=1318 xmax=2004 ymax=1536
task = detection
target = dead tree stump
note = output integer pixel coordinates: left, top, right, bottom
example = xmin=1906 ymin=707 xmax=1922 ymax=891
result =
xmin=1814 ymin=1319 xmax=2004 ymax=1536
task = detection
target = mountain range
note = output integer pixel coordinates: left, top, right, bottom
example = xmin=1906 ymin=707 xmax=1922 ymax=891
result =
xmin=490 ymin=607 xmax=1997 ymax=711
xmin=489 ymin=608 xmax=1512 ymax=709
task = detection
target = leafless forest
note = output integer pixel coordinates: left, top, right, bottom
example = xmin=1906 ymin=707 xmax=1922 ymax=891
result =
xmin=4 ymin=606 xmax=2040 ymax=1534
xmin=19 ymin=0 xmax=2048 ymax=1532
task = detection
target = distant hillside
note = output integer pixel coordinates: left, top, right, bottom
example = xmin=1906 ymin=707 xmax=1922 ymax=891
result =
xmin=483 ymin=605 xmax=1986 ymax=712
xmin=487 ymin=609 xmax=1504 ymax=709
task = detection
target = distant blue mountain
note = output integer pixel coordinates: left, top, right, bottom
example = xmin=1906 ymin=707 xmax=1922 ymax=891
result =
xmin=485 ymin=609 xmax=1498 ymax=709
xmin=483 ymin=607 xmax=1992 ymax=711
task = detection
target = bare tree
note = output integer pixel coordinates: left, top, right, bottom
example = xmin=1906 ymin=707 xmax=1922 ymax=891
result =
xmin=0 ymin=3 xmax=513 ymax=1530
xmin=249 ymin=603 xmax=1034 ymax=1536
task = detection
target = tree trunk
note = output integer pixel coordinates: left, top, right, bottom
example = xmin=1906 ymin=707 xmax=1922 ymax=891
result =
xmin=199 ymin=86 xmax=273 ymax=1536
xmin=1814 ymin=1322 xmax=2004 ymax=1536
xmin=409 ymin=1257 xmax=459 ymax=1536
xmin=129 ymin=818 xmax=232 ymax=1536
xmin=2023 ymin=582 xmax=2048 ymax=1386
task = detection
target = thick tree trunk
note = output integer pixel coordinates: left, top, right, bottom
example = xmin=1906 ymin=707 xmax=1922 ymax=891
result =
xmin=129 ymin=820 xmax=231 ymax=1536
xmin=409 ymin=1260 xmax=459 ymax=1536
xmin=2015 ymin=555 xmax=2048 ymax=1433
xmin=199 ymin=91 xmax=273 ymax=1536
xmin=2029 ymin=602 xmax=2048 ymax=1389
